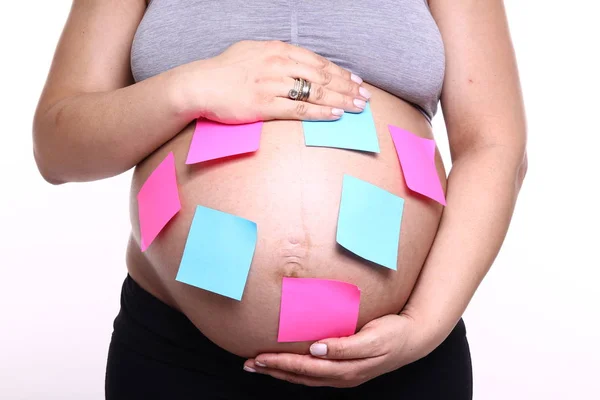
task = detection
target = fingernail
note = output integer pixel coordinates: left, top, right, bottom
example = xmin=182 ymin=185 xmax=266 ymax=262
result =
xmin=310 ymin=343 xmax=328 ymax=356
xmin=351 ymin=73 xmax=363 ymax=84
xmin=359 ymin=86 xmax=372 ymax=100
xmin=353 ymin=99 xmax=366 ymax=110
xmin=332 ymin=108 xmax=344 ymax=116
xmin=255 ymin=361 xmax=267 ymax=367
xmin=244 ymin=366 xmax=256 ymax=373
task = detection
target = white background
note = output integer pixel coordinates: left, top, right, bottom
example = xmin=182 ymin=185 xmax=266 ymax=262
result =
xmin=1 ymin=1 xmax=599 ymax=399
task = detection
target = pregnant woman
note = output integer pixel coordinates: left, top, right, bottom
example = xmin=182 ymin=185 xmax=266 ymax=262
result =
xmin=33 ymin=1 xmax=527 ymax=399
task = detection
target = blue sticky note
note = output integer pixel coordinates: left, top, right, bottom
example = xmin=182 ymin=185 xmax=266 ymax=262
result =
xmin=176 ymin=205 xmax=257 ymax=301
xmin=336 ymin=175 xmax=404 ymax=270
xmin=302 ymin=102 xmax=380 ymax=153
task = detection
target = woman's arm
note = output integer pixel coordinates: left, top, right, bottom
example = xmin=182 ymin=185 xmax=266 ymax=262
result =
xmin=33 ymin=0 xmax=193 ymax=184
xmin=402 ymin=0 xmax=528 ymax=354
xmin=33 ymin=1 xmax=367 ymax=184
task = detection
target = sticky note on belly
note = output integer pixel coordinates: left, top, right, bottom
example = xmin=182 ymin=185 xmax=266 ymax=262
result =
xmin=175 ymin=205 xmax=257 ymax=301
xmin=389 ymin=125 xmax=446 ymax=206
xmin=278 ymin=277 xmax=360 ymax=342
xmin=336 ymin=174 xmax=404 ymax=270
xmin=186 ymin=119 xmax=263 ymax=164
xmin=137 ymin=152 xmax=181 ymax=252
xmin=302 ymin=102 xmax=380 ymax=153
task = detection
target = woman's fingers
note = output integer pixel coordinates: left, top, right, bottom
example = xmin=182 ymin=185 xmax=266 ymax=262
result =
xmin=244 ymin=353 xmax=383 ymax=388
xmin=278 ymin=78 xmax=364 ymax=112
xmin=263 ymin=98 xmax=344 ymax=121
xmin=285 ymin=62 xmax=370 ymax=103
xmin=309 ymin=316 xmax=400 ymax=360
xmin=250 ymin=40 xmax=373 ymax=121
xmin=247 ymin=364 xmax=330 ymax=387
xmin=268 ymin=52 xmax=370 ymax=103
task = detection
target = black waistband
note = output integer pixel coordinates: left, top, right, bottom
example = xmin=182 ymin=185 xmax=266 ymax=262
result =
xmin=109 ymin=275 xmax=471 ymax=398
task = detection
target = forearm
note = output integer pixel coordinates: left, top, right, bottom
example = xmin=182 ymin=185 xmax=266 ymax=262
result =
xmin=33 ymin=66 xmax=197 ymax=184
xmin=403 ymin=144 xmax=527 ymax=355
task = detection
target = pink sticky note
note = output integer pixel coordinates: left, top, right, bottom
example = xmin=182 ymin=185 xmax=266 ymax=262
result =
xmin=137 ymin=152 xmax=181 ymax=251
xmin=389 ymin=125 xmax=447 ymax=206
xmin=186 ymin=119 xmax=263 ymax=164
xmin=278 ymin=278 xmax=360 ymax=343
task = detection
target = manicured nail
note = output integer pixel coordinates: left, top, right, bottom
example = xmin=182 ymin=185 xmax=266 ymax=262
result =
xmin=255 ymin=361 xmax=267 ymax=367
xmin=353 ymin=99 xmax=366 ymax=110
xmin=244 ymin=366 xmax=256 ymax=373
xmin=359 ymin=86 xmax=372 ymax=100
xmin=351 ymin=73 xmax=363 ymax=84
xmin=332 ymin=108 xmax=344 ymax=116
xmin=310 ymin=343 xmax=328 ymax=356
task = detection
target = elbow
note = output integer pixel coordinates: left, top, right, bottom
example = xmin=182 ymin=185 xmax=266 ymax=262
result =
xmin=33 ymin=143 xmax=66 ymax=186
xmin=32 ymin=124 xmax=126 ymax=184
xmin=33 ymin=149 xmax=66 ymax=185
xmin=32 ymin=116 xmax=66 ymax=185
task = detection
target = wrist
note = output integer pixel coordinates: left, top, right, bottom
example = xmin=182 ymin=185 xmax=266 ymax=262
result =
xmin=166 ymin=61 xmax=212 ymax=122
xmin=400 ymin=301 xmax=459 ymax=358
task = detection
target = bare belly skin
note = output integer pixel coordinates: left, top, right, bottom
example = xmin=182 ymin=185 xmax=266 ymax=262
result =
xmin=126 ymin=83 xmax=446 ymax=358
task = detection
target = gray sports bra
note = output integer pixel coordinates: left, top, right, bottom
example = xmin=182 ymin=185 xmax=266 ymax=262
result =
xmin=131 ymin=1 xmax=445 ymax=121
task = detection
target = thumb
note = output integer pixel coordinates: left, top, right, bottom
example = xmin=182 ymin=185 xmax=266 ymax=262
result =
xmin=309 ymin=323 xmax=385 ymax=360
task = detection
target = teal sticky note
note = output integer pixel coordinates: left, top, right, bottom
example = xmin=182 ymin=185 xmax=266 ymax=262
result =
xmin=302 ymin=103 xmax=380 ymax=153
xmin=336 ymin=175 xmax=404 ymax=270
xmin=176 ymin=205 xmax=257 ymax=301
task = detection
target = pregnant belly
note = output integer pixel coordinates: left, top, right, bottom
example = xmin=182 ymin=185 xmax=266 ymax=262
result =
xmin=127 ymin=85 xmax=446 ymax=358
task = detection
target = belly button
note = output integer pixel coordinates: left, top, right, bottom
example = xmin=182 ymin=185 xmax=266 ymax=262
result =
xmin=283 ymin=261 xmax=304 ymax=278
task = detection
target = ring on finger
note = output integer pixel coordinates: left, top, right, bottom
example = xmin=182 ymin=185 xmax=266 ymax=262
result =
xmin=297 ymin=78 xmax=305 ymax=101
xmin=288 ymin=78 xmax=312 ymax=101
xmin=288 ymin=78 xmax=302 ymax=100
xmin=299 ymin=80 xmax=311 ymax=101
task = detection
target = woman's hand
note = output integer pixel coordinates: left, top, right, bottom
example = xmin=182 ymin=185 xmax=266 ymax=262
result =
xmin=179 ymin=40 xmax=371 ymax=123
xmin=243 ymin=313 xmax=436 ymax=388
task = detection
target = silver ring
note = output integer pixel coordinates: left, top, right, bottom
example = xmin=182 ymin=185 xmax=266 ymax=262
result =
xmin=299 ymin=80 xmax=311 ymax=101
xmin=297 ymin=78 xmax=305 ymax=101
xmin=288 ymin=78 xmax=311 ymax=101
xmin=288 ymin=78 xmax=302 ymax=100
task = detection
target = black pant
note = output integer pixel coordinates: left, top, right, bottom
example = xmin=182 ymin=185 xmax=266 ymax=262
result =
xmin=106 ymin=275 xmax=473 ymax=399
